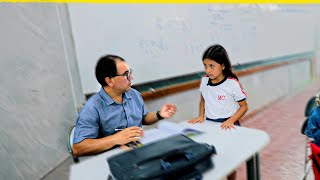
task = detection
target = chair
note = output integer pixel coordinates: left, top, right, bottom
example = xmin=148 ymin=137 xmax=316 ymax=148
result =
xmin=68 ymin=101 xmax=86 ymax=163
xmin=309 ymin=142 xmax=320 ymax=180
xmin=67 ymin=126 xmax=79 ymax=163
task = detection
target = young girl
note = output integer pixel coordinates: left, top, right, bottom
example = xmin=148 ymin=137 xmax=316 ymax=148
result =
xmin=188 ymin=44 xmax=248 ymax=180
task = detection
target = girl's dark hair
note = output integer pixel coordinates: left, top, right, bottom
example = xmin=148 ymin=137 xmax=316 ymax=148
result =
xmin=95 ymin=54 xmax=125 ymax=87
xmin=202 ymin=44 xmax=238 ymax=80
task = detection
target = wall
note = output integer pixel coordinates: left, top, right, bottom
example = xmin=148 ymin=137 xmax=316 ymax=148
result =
xmin=316 ymin=23 xmax=320 ymax=77
xmin=67 ymin=4 xmax=316 ymax=95
xmin=0 ymin=3 xmax=83 ymax=180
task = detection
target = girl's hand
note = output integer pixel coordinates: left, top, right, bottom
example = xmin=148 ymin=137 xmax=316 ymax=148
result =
xmin=220 ymin=120 xmax=235 ymax=130
xmin=188 ymin=117 xmax=204 ymax=124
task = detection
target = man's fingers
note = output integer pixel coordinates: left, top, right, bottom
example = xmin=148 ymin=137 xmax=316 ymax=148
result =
xmin=129 ymin=137 xmax=140 ymax=142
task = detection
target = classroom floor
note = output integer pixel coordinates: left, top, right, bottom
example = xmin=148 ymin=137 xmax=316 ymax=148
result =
xmin=236 ymin=78 xmax=319 ymax=180
xmin=42 ymin=79 xmax=320 ymax=180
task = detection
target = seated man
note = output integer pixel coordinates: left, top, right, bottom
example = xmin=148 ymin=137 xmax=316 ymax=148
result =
xmin=304 ymin=92 xmax=320 ymax=146
xmin=73 ymin=55 xmax=177 ymax=157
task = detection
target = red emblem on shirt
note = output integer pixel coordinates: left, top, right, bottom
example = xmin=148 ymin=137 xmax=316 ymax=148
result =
xmin=217 ymin=95 xmax=225 ymax=100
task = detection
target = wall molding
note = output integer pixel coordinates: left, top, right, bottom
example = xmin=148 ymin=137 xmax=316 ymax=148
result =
xmin=139 ymin=54 xmax=313 ymax=101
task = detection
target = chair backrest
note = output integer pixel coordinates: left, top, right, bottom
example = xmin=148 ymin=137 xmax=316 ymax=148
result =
xmin=67 ymin=126 xmax=79 ymax=163
xmin=305 ymin=96 xmax=317 ymax=117
xmin=68 ymin=101 xmax=87 ymax=163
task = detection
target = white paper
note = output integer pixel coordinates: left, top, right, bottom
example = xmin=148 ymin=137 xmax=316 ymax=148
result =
xmin=140 ymin=121 xmax=203 ymax=145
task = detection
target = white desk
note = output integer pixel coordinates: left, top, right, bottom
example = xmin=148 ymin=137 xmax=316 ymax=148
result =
xmin=69 ymin=121 xmax=270 ymax=180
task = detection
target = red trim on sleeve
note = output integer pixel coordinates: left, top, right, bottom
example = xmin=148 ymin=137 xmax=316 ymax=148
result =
xmin=228 ymin=77 xmax=247 ymax=96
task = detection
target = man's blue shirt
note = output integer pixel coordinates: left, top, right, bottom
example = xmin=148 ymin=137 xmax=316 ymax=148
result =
xmin=305 ymin=106 xmax=320 ymax=144
xmin=73 ymin=88 xmax=148 ymax=144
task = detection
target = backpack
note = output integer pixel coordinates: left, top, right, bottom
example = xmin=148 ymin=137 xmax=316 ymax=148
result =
xmin=107 ymin=134 xmax=216 ymax=180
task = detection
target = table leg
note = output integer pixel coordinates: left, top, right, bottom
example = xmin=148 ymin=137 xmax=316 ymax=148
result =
xmin=246 ymin=155 xmax=255 ymax=180
xmin=255 ymin=154 xmax=260 ymax=180
xmin=246 ymin=153 xmax=260 ymax=180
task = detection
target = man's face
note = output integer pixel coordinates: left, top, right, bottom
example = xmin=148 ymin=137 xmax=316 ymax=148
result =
xmin=112 ymin=60 xmax=133 ymax=92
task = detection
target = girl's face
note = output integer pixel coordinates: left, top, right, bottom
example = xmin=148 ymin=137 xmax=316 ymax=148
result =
xmin=203 ymin=58 xmax=225 ymax=83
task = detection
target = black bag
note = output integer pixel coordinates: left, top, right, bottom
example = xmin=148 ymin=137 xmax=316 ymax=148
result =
xmin=107 ymin=134 xmax=216 ymax=180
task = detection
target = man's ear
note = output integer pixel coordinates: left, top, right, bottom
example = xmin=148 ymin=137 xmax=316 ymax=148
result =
xmin=105 ymin=77 xmax=113 ymax=87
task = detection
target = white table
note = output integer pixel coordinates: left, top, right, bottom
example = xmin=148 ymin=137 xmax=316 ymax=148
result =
xmin=69 ymin=121 xmax=270 ymax=180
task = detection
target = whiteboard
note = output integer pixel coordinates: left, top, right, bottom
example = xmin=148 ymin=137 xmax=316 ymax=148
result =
xmin=67 ymin=4 xmax=316 ymax=94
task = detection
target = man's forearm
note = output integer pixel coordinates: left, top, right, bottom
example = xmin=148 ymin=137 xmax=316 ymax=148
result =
xmin=143 ymin=112 xmax=159 ymax=125
xmin=73 ymin=136 xmax=117 ymax=157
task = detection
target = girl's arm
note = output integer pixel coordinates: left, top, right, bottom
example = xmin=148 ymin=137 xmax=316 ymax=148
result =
xmin=221 ymin=100 xmax=248 ymax=129
xmin=188 ymin=95 xmax=205 ymax=123
xmin=198 ymin=95 xmax=205 ymax=120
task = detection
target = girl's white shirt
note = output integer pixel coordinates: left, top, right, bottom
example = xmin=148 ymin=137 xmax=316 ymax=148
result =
xmin=200 ymin=76 xmax=247 ymax=119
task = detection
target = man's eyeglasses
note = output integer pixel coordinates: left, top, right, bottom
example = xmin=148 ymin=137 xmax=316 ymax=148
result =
xmin=112 ymin=69 xmax=133 ymax=79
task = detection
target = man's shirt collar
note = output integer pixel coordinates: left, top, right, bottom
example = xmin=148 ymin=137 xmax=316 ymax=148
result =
xmin=99 ymin=87 xmax=132 ymax=105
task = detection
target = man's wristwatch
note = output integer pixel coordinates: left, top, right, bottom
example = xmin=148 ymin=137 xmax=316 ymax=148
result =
xmin=156 ymin=110 xmax=164 ymax=120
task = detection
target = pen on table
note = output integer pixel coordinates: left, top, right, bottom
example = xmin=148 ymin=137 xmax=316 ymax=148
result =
xmin=115 ymin=127 xmax=143 ymax=133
